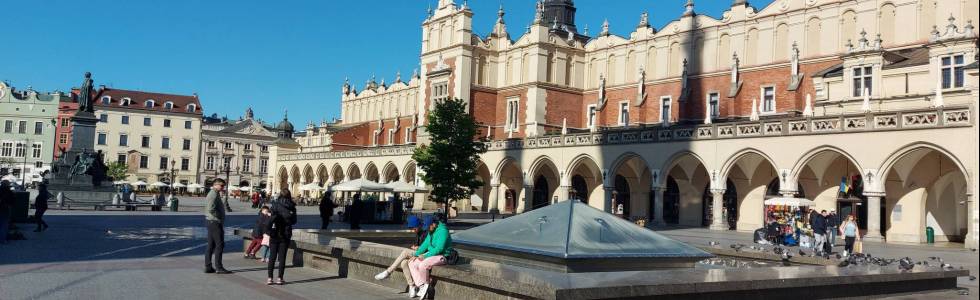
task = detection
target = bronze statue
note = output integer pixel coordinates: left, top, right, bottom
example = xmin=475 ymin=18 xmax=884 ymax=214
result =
xmin=78 ymin=72 xmax=94 ymax=113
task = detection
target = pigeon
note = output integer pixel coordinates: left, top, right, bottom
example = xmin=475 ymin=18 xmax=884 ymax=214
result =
xmin=105 ymin=228 xmax=113 ymax=235
xmin=969 ymin=276 xmax=976 ymax=281
xmin=835 ymin=253 xmax=842 ymax=260
xmin=898 ymin=257 xmax=915 ymax=271
xmin=781 ymin=251 xmax=791 ymax=261
xmin=838 ymin=260 xmax=850 ymax=267
xmin=709 ymin=241 xmax=720 ymax=246
xmin=799 ymin=249 xmax=807 ymax=257
xmin=940 ymin=263 xmax=953 ymax=270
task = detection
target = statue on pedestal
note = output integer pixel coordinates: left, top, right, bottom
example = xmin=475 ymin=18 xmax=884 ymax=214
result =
xmin=78 ymin=72 xmax=95 ymax=113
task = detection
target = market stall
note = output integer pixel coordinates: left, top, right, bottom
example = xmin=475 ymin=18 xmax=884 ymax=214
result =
xmin=332 ymin=179 xmax=393 ymax=224
xmin=762 ymin=197 xmax=816 ymax=246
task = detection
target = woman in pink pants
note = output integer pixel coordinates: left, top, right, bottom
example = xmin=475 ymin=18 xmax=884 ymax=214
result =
xmin=407 ymin=216 xmax=452 ymax=299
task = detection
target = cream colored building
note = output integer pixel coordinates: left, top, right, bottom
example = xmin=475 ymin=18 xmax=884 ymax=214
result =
xmin=271 ymin=0 xmax=979 ymax=248
xmin=93 ymin=88 xmax=203 ymax=185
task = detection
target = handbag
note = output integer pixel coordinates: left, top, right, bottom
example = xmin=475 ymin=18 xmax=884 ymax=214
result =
xmin=261 ymin=234 xmax=271 ymax=246
xmin=853 ymin=239 xmax=863 ymax=254
xmin=444 ymin=249 xmax=460 ymax=265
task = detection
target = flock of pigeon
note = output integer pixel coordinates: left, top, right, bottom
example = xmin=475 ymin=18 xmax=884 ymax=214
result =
xmin=713 ymin=242 xmax=977 ymax=283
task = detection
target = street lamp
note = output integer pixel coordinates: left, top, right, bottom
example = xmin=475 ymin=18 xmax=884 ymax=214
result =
xmin=169 ymin=160 xmax=176 ymax=194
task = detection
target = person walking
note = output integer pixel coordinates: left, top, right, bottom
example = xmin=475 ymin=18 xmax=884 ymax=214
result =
xmin=349 ymin=193 xmax=362 ymax=230
xmin=204 ymin=179 xmax=231 ymax=274
xmin=840 ymin=214 xmax=861 ymax=255
xmin=809 ymin=209 xmax=827 ymax=256
xmin=408 ymin=215 xmax=453 ymax=299
xmin=318 ymin=190 xmax=336 ymax=230
xmin=0 ymin=180 xmax=13 ymax=244
xmin=826 ymin=211 xmax=839 ymax=250
xmin=374 ymin=215 xmax=430 ymax=297
xmin=34 ymin=182 xmax=52 ymax=232
xmin=266 ymin=189 xmax=297 ymax=285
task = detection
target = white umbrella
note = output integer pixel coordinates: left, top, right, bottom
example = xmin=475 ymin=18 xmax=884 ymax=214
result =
xmin=239 ymin=186 xmax=252 ymax=191
xmin=172 ymin=182 xmax=187 ymax=188
xmin=384 ymin=181 xmax=428 ymax=193
xmin=764 ymin=197 xmax=816 ymax=207
xmin=187 ymin=183 xmax=205 ymax=190
xmin=132 ymin=181 xmax=148 ymax=186
xmin=299 ymin=183 xmax=322 ymax=191
xmin=113 ymin=180 xmax=129 ymax=185
xmin=150 ymin=182 xmax=169 ymax=188
xmin=332 ymin=178 xmax=391 ymax=193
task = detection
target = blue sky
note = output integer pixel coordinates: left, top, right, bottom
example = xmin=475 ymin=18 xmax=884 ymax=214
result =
xmin=4 ymin=0 xmax=772 ymax=126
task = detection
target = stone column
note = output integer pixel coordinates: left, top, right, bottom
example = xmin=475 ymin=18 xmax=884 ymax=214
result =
xmin=864 ymin=192 xmax=885 ymax=242
xmin=520 ymin=184 xmax=532 ymax=213
xmin=652 ymin=187 xmax=665 ymax=226
xmin=709 ymin=189 xmax=728 ymax=231
xmin=556 ymin=185 xmax=570 ymax=203
xmin=488 ymin=184 xmax=500 ymax=214
xmin=603 ymin=186 xmax=614 ymax=213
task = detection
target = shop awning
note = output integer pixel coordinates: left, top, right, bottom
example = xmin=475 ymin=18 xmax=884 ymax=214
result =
xmin=764 ymin=197 xmax=816 ymax=207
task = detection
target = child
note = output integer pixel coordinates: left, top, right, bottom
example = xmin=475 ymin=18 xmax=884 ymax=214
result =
xmin=245 ymin=206 xmax=271 ymax=259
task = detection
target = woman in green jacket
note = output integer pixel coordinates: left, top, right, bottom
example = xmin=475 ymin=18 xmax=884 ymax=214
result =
xmin=407 ymin=215 xmax=452 ymax=299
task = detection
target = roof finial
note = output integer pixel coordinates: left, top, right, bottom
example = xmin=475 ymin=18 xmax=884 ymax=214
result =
xmin=583 ymin=24 xmax=589 ymax=36
xmin=395 ymin=71 xmax=402 ymax=83
xmin=684 ymin=0 xmax=696 ymax=17
xmin=552 ymin=16 xmax=560 ymax=30
xmin=599 ymin=19 xmax=610 ymax=36
xmin=638 ymin=12 xmax=650 ymax=28
xmin=533 ymin=0 xmax=545 ymax=25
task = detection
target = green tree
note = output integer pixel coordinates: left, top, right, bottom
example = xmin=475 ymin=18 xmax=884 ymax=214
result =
xmin=105 ymin=161 xmax=129 ymax=182
xmin=412 ymin=98 xmax=487 ymax=210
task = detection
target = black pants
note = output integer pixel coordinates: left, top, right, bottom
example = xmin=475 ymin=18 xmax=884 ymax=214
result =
xmin=844 ymin=236 xmax=856 ymax=253
xmin=35 ymin=208 xmax=47 ymax=229
xmin=205 ymin=221 xmax=225 ymax=269
xmin=320 ymin=216 xmax=330 ymax=229
xmin=267 ymin=239 xmax=290 ymax=279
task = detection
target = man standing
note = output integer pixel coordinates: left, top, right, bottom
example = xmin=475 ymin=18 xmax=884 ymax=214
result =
xmin=318 ymin=189 xmax=336 ymax=230
xmin=810 ymin=209 xmax=828 ymax=256
xmin=204 ymin=179 xmax=231 ymax=274
xmin=826 ymin=211 xmax=839 ymax=251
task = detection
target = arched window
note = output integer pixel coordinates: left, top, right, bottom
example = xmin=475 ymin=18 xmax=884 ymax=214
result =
xmin=745 ymin=28 xmax=759 ymax=65
xmin=879 ymin=3 xmax=896 ymax=46
xmin=121 ymin=98 xmax=132 ymax=106
xmin=840 ymin=10 xmax=857 ymax=50
xmin=164 ymin=101 xmax=174 ymax=110
xmin=187 ymin=104 xmax=197 ymax=113
xmin=100 ymin=96 xmax=112 ymax=105
xmin=774 ymin=23 xmax=790 ymax=61
xmin=717 ymin=34 xmax=731 ymax=69
xmin=145 ymin=99 xmax=156 ymax=108
xmin=806 ymin=17 xmax=822 ymax=57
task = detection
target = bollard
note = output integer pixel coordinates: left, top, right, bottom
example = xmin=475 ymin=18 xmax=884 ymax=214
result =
xmin=926 ymin=226 xmax=935 ymax=244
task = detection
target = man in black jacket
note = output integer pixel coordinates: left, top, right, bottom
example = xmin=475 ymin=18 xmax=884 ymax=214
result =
xmin=319 ymin=190 xmax=336 ymax=229
xmin=810 ymin=210 xmax=828 ymax=255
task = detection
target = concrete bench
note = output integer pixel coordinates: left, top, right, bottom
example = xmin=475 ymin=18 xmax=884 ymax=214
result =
xmin=94 ymin=203 xmax=162 ymax=211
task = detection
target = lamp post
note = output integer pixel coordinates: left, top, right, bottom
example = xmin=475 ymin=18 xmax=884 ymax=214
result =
xmin=169 ymin=160 xmax=176 ymax=194
xmin=21 ymin=138 xmax=30 ymax=189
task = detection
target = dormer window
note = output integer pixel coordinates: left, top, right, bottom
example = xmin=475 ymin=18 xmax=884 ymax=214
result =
xmin=941 ymin=55 xmax=966 ymax=89
xmin=187 ymin=104 xmax=198 ymax=113
xmin=120 ymin=98 xmax=132 ymax=106
xmin=164 ymin=101 xmax=174 ymax=109
xmin=100 ymin=96 xmax=111 ymax=105
xmin=145 ymin=99 xmax=156 ymax=108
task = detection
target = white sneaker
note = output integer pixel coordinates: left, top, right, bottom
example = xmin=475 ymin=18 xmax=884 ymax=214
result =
xmin=417 ymin=283 xmax=430 ymax=299
xmin=408 ymin=285 xmax=417 ymax=298
xmin=374 ymin=270 xmax=390 ymax=280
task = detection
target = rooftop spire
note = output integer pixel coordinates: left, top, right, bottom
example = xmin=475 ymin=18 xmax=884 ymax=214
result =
xmin=491 ymin=4 xmax=509 ymax=38
xmin=599 ymin=19 xmax=610 ymax=36
xmin=542 ymin=0 xmax=579 ymax=33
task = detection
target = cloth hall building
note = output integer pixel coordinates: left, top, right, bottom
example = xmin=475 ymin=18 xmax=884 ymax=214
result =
xmin=269 ymin=0 xmax=980 ymax=249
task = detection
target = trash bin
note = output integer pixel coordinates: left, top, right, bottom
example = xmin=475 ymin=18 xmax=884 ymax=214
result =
xmin=926 ymin=226 xmax=935 ymax=244
xmin=169 ymin=198 xmax=179 ymax=212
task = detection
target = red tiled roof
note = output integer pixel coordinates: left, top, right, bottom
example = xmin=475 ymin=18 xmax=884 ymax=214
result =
xmin=92 ymin=88 xmax=203 ymax=116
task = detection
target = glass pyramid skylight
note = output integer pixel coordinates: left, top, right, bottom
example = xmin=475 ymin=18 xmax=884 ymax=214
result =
xmin=453 ymin=200 xmax=711 ymax=259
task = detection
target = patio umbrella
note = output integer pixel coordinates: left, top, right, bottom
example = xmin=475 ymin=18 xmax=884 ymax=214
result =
xmin=172 ymin=182 xmax=187 ymax=188
xmin=150 ymin=182 xmax=169 ymax=188
xmin=384 ymin=181 xmax=428 ymax=193
xmin=332 ymin=178 xmax=391 ymax=193
xmin=131 ymin=181 xmax=148 ymax=186
xmin=764 ymin=197 xmax=816 ymax=207
xmin=239 ymin=186 xmax=252 ymax=191
xmin=187 ymin=183 xmax=205 ymax=189
xmin=299 ymin=183 xmax=322 ymax=191
xmin=113 ymin=180 xmax=129 ymax=185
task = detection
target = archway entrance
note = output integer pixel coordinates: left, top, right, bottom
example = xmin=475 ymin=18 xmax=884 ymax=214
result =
xmin=796 ymin=149 xmax=864 ymax=230
xmin=532 ymin=176 xmax=550 ymax=210
xmin=664 ymin=177 xmax=680 ymax=224
xmin=662 ymin=153 xmax=710 ymax=227
xmin=702 ymin=180 xmax=738 ymax=229
xmin=882 ymin=147 xmax=968 ymax=244
xmin=613 ymin=175 xmax=631 ymax=217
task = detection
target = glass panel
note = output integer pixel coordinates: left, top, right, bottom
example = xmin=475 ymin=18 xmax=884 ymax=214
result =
xmin=864 ymin=77 xmax=873 ymax=94
xmin=453 ymin=200 xmax=710 ymax=258
xmin=853 ymin=68 xmax=861 ymax=76
xmin=954 ymin=67 xmax=964 ymax=88
xmin=954 ymin=55 xmax=964 ymax=65
xmin=853 ymin=78 xmax=862 ymax=97
xmin=942 ymin=57 xmax=951 ymax=66
xmin=942 ymin=68 xmax=952 ymax=89
xmin=864 ymin=66 xmax=872 ymax=75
